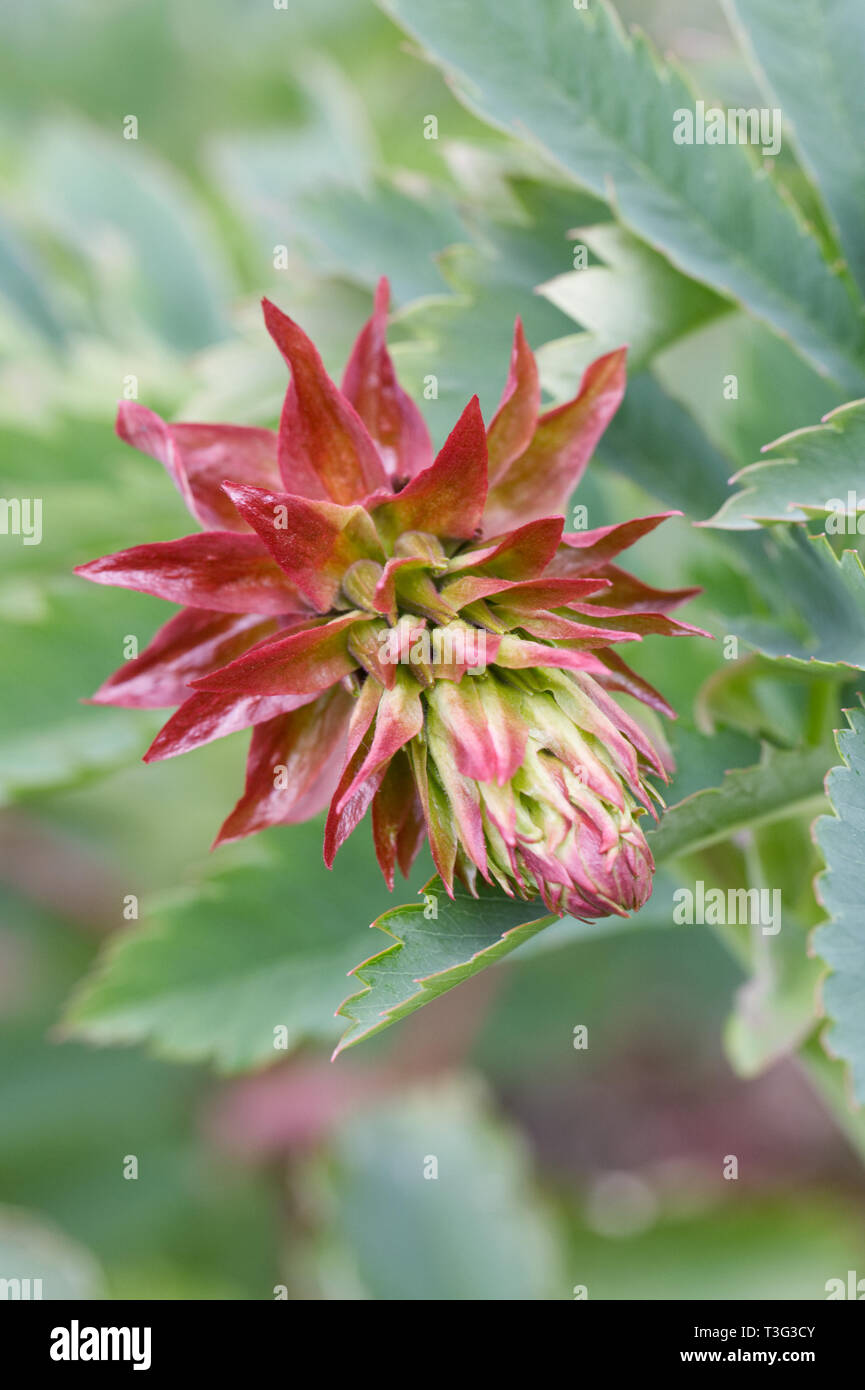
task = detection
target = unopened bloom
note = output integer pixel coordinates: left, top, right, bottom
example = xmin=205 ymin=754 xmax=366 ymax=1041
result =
xmin=78 ymin=279 xmax=703 ymax=919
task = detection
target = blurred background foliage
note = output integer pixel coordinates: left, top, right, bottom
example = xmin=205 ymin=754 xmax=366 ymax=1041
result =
xmin=0 ymin=0 xmax=863 ymax=1300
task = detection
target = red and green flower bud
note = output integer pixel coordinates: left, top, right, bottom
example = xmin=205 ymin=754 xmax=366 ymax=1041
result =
xmin=77 ymin=278 xmax=706 ymax=920
xmin=423 ymin=669 xmax=657 ymax=917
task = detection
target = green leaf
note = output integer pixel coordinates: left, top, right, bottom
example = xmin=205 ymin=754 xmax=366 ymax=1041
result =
xmin=695 ymin=656 xmax=815 ymax=747
xmin=0 ymin=213 xmax=68 ymax=346
xmin=305 ymin=1079 xmax=565 ymax=1299
xmin=663 ymin=725 xmax=763 ymax=804
xmin=390 ymin=181 xmax=739 ymax=520
xmin=0 ymin=889 xmax=272 ymax=1291
xmin=707 ymin=399 xmax=865 ymax=530
xmin=722 ymin=815 xmax=824 ymax=1077
xmin=209 ymin=59 xmax=375 ymax=225
xmin=0 ymin=416 xmax=192 ymax=584
xmin=719 ymin=533 xmax=865 ymax=676
xmin=537 ymin=223 xmax=728 ymax=371
xmin=334 ymin=879 xmax=555 ymax=1055
xmin=293 ymin=181 xmax=465 ymax=305
xmin=0 ymin=1207 xmax=105 ymax=1299
xmin=725 ymin=919 xmax=823 ymax=1078
xmin=647 ymin=743 xmax=831 ymax=862
xmin=593 ymin=370 xmax=735 ymax=517
xmin=0 ymin=582 xmax=163 ymax=805
xmin=655 ymin=309 xmax=846 ymax=480
xmin=380 ymin=0 xmax=865 ymax=389
xmin=28 ymin=121 xmax=231 ymax=352
xmin=725 ymin=0 xmax=865 ymax=299
xmin=813 ymin=703 xmax=865 ymax=1104
xmin=61 ymin=825 xmax=432 ymax=1071
xmin=395 ymin=180 xmax=607 ymax=443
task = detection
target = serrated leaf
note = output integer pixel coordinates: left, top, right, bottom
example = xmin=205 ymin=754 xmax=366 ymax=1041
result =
xmin=293 ymin=181 xmax=466 ymax=305
xmin=334 ymin=879 xmax=556 ymax=1054
xmin=720 ymin=533 xmax=865 ymax=675
xmin=648 ymin=743 xmax=831 ymax=862
xmin=62 ymin=734 xmax=833 ymax=1069
xmin=61 ymin=825 xmax=432 ymax=1071
xmin=396 ymin=180 xmax=607 ymax=443
xmin=538 ymin=223 xmax=728 ymax=370
xmin=707 ymin=399 xmax=865 ymax=529
xmin=813 ymin=703 xmax=865 ymax=1103
xmin=725 ymin=0 xmax=865 ymax=299
xmin=380 ymin=0 xmax=865 ymax=389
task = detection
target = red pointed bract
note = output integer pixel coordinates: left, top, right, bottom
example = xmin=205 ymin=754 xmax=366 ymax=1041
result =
xmin=371 ymin=396 xmax=488 ymax=542
xmin=216 ymin=688 xmax=353 ymax=845
xmin=446 ymin=516 xmax=564 ymax=581
xmin=116 ymin=403 xmax=281 ymax=531
xmin=191 ymin=612 xmax=364 ymax=697
xmin=75 ymin=533 xmax=309 ymax=616
xmin=341 ymin=277 xmax=433 ymax=483
xmin=486 ymin=317 xmax=540 ymax=483
xmin=223 ymin=483 xmax=383 ymax=612
xmin=484 ymin=347 xmax=627 ymax=533
xmin=144 ymin=689 xmax=317 ymax=762
xmin=89 ymin=610 xmax=278 ymax=710
xmin=554 ymin=513 xmax=681 ymax=571
xmin=263 ymin=297 xmax=388 ymax=504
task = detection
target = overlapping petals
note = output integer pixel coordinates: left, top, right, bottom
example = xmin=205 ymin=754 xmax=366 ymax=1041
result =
xmin=77 ymin=278 xmax=706 ymax=920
